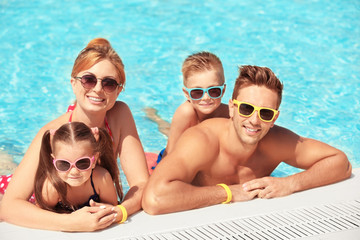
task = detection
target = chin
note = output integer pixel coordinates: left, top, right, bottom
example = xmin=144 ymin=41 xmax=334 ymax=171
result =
xmin=199 ymin=106 xmax=217 ymax=114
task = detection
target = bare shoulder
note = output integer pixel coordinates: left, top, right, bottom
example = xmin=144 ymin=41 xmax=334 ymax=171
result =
xmin=259 ymin=125 xmax=307 ymax=161
xmin=200 ymin=117 xmax=230 ymax=132
xmin=263 ymin=125 xmax=300 ymax=144
xmin=174 ymin=101 xmax=197 ymax=119
xmin=176 ymin=120 xmax=223 ymax=162
xmin=106 ymin=101 xmax=135 ymax=137
xmin=92 ymin=166 xmax=113 ymax=183
xmin=107 ymin=101 xmax=131 ymax=117
xmin=39 ymin=113 xmax=71 ymax=133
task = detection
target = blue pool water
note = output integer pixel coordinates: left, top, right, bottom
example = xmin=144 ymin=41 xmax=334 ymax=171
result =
xmin=1 ymin=1 xmax=359 ymax=186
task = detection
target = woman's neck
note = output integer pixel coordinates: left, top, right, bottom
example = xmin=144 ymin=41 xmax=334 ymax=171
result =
xmin=71 ymin=107 xmax=107 ymax=129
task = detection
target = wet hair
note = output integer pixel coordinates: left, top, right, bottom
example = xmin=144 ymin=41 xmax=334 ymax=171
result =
xmin=34 ymin=122 xmax=123 ymax=212
xmin=71 ymin=38 xmax=126 ymax=88
xmin=182 ymin=51 xmax=225 ymax=86
xmin=232 ymin=65 xmax=283 ymax=108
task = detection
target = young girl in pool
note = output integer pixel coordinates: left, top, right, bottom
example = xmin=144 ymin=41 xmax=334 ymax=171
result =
xmin=34 ymin=122 xmax=122 ymax=213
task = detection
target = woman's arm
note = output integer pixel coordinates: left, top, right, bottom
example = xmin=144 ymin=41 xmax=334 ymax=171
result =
xmin=109 ymin=102 xmax=149 ymax=220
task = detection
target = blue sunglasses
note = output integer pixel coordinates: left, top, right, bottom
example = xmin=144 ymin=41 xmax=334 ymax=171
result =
xmin=185 ymin=84 xmax=225 ymax=100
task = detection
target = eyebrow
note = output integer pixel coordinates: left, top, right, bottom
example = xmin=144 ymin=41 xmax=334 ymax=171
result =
xmin=82 ymin=72 xmax=117 ymax=79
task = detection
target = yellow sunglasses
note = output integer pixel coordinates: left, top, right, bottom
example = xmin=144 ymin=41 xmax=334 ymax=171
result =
xmin=233 ymin=99 xmax=279 ymax=122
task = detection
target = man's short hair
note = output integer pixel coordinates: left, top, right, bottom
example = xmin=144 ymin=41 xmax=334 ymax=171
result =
xmin=232 ymin=65 xmax=283 ymax=107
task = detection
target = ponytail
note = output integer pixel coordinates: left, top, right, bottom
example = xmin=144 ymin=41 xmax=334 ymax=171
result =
xmin=34 ymin=130 xmax=70 ymax=211
xmin=96 ymin=128 xmax=123 ymax=201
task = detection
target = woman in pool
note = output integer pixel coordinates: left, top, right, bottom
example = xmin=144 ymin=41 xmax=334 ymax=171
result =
xmin=0 ymin=38 xmax=149 ymax=231
xmin=35 ymin=122 xmax=121 ymax=213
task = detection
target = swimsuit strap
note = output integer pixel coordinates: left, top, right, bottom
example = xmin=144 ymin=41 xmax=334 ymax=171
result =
xmin=104 ymin=117 xmax=113 ymax=141
xmin=67 ymin=104 xmax=113 ymax=141
xmin=89 ymin=171 xmax=99 ymax=196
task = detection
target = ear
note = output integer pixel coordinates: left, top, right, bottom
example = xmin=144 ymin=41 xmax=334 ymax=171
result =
xmin=270 ymin=111 xmax=280 ymax=128
xmin=70 ymin=77 xmax=76 ymax=93
xmin=183 ymin=87 xmax=191 ymax=101
xmin=222 ymin=84 xmax=226 ymax=97
xmin=116 ymin=84 xmax=123 ymax=96
xmin=228 ymin=99 xmax=235 ymax=118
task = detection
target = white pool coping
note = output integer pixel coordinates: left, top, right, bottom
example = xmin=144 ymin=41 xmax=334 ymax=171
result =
xmin=1 ymin=168 xmax=359 ymax=240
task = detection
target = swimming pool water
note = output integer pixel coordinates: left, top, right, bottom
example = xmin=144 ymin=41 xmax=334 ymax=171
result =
xmin=1 ymin=0 xmax=359 ymax=186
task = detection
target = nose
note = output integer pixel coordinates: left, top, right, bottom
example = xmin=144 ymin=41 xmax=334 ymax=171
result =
xmin=201 ymin=91 xmax=211 ymax=100
xmin=92 ymin=79 xmax=103 ymax=92
xmin=68 ymin=165 xmax=80 ymax=173
xmin=248 ymin=110 xmax=262 ymax=125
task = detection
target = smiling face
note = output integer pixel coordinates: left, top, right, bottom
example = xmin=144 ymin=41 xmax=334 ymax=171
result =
xmin=71 ymin=59 xmax=122 ymax=114
xmin=183 ymin=69 xmax=225 ymax=116
xmin=52 ymin=140 xmax=97 ymax=187
xmin=229 ymin=85 xmax=280 ymax=146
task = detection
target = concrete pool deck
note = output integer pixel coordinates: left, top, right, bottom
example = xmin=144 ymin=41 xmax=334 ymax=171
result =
xmin=1 ymin=168 xmax=359 ymax=239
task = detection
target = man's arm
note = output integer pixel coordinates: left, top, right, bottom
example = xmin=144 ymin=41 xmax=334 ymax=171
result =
xmin=142 ymin=125 xmax=259 ymax=215
xmin=243 ymin=127 xmax=352 ymax=198
xmin=142 ymin=127 xmax=221 ymax=214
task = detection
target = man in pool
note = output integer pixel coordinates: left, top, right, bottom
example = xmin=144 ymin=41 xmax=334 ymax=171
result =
xmin=142 ymin=65 xmax=352 ymax=214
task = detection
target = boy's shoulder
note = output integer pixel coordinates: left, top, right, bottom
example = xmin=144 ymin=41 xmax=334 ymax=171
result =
xmin=174 ymin=101 xmax=198 ymax=118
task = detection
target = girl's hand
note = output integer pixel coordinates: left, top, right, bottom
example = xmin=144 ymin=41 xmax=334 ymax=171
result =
xmin=67 ymin=204 xmax=117 ymax=232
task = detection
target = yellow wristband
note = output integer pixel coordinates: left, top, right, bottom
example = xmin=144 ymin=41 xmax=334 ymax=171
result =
xmin=217 ymin=183 xmax=232 ymax=204
xmin=117 ymin=205 xmax=127 ymax=224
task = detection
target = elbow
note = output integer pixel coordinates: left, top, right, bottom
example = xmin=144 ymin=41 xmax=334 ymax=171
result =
xmin=344 ymin=156 xmax=352 ymax=180
xmin=142 ymin=185 xmax=168 ymax=215
xmin=0 ymin=199 xmax=4 ymax=221
xmin=0 ymin=196 xmax=11 ymax=221
xmin=338 ymin=151 xmax=352 ymax=180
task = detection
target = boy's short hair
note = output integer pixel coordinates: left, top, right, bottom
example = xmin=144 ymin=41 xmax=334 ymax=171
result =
xmin=232 ymin=65 xmax=283 ymax=108
xmin=182 ymin=51 xmax=225 ymax=86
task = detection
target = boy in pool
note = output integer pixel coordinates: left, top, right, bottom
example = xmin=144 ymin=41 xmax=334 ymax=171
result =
xmin=146 ymin=52 xmax=229 ymax=161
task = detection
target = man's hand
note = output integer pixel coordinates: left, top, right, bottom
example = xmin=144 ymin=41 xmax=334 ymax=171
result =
xmin=242 ymin=177 xmax=293 ymax=199
xmin=230 ymin=184 xmax=260 ymax=202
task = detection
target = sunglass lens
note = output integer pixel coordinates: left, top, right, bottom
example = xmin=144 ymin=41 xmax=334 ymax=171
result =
xmin=239 ymin=103 xmax=255 ymax=116
xmin=55 ymin=160 xmax=71 ymax=171
xmin=208 ymin=87 xmax=222 ymax=98
xmin=102 ymin=78 xmax=119 ymax=92
xmin=190 ymin=89 xmax=204 ymax=100
xmin=260 ymin=109 xmax=275 ymax=121
xmin=75 ymin=158 xmax=91 ymax=170
xmin=81 ymin=75 xmax=97 ymax=89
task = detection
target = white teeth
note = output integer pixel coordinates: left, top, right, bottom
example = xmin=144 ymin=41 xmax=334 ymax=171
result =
xmin=88 ymin=96 xmax=103 ymax=102
xmin=245 ymin=127 xmax=258 ymax=132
